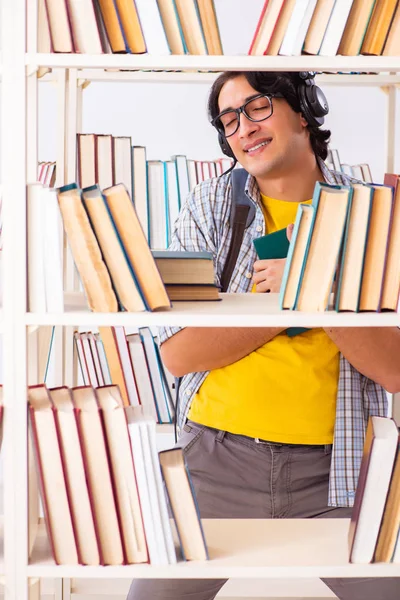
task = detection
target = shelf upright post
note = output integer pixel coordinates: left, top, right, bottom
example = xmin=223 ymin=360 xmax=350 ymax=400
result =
xmin=1 ymin=0 xmax=29 ymax=597
xmin=385 ymin=83 xmax=397 ymax=174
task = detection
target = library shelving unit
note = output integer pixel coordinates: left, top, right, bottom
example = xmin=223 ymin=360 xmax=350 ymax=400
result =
xmin=1 ymin=0 xmax=400 ymax=599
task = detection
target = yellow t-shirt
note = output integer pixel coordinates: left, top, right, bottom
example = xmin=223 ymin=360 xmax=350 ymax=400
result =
xmin=187 ymin=194 xmax=340 ymax=444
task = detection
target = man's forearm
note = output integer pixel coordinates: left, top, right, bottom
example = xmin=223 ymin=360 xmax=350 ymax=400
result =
xmin=161 ymin=326 xmax=285 ymax=377
xmin=324 ymin=326 xmax=400 ymax=393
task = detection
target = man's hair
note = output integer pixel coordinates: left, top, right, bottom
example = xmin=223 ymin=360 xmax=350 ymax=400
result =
xmin=208 ymin=71 xmax=331 ymax=161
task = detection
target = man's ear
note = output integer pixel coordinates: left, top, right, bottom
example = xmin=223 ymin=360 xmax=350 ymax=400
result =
xmin=299 ymin=113 xmax=308 ymax=128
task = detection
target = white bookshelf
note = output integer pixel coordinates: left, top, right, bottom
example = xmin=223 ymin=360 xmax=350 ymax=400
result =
xmin=1 ymin=0 xmax=400 ymax=598
xmin=28 ymin=519 xmax=400 ymax=580
xmin=26 ymin=293 xmax=400 ymax=328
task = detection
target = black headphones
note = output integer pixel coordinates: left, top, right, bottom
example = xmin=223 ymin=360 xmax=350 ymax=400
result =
xmin=217 ymin=72 xmax=329 ymax=160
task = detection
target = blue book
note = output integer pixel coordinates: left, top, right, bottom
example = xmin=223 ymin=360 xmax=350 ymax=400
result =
xmin=253 ymin=227 xmax=309 ymax=337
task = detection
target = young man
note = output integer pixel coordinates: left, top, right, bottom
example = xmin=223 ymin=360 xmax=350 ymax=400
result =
xmin=128 ymin=72 xmax=400 ymax=600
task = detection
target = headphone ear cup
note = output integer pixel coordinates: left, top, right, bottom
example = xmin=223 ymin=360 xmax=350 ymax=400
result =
xmin=298 ymin=81 xmax=328 ymax=128
xmin=218 ymin=133 xmax=236 ymax=160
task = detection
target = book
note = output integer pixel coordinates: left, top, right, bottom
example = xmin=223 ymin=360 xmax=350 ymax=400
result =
xmin=45 ymin=0 xmax=74 ymax=52
xmin=48 ymin=386 xmax=100 ymax=565
xmin=125 ymin=406 xmax=171 ymax=565
xmin=253 ymin=228 xmax=309 ymax=336
xmin=147 ymin=160 xmax=168 ymax=250
xmin=383 ymin=3 xmax=400 ymax=55
xmin=164 ymin=160 xmax=181 ymax=245
xmin=112 ymin=136 xmax=133 ymax=200
xmin=173 ymin=0 xmax=208 ymax=55
xmin=338 ymin=0 xmax=377 ymax=56
xmin=381 ymin=174 xmax=400 ymax=311
xmin=113 ymin=0 xmax=146 ymax=54
xmin=359 ymin=184 xmax=393 ymax=312
xmin=361 ymin=0 xmax=398 ymax=56
xmin=95 ymin=134 xmax=113 ymax=190
xmin=81 ymin=185 xmax=147 ymax=312
xmin=266 ymin=0 xmax=297 ymax=54
xmin=302 ymin=0 xmax=335 ymax=55
xmin=98 ymin=326 xmax=130 ymax=407
xmin=72 ymin=386 xmax=124 ymax=565
xmin=318 ymin=0 xmax=354 ymax=57
xmin=164 ymin=283 xmax=220 ymax=301
xmin=67 ymin=0 xmax=103 ymax=54
xmin=95 ymin=386 xmax=148 ymax=564
xmin=249 ymin=0 xmax=286 ymax=56
xmin=132 ymin=146 xmax=149 ymax=240
xmin=336 ymin=184 xmax=373 ymax=312
xmin=196 ymin=0 xmax=223 ymax=55
xmin=280 ymin=204 xmax=315 ymax=310
xmin=77 ymin=133 xmax=96 ymax=189
xmin=159 ymin=447 xmax=209 ymax=561
xmin=57 ymin=183 xmax=119 ymax=312
xmin=374 ymin=445 xmax=400 ymax=562
xmin=28 ymin=385 xmax=79 ymax=565
xmin=152 ymin=250 xmax=215 ymax=285
xmin=96 ymin=0 xmax=129 ymax=52
xmin=102 ymin=184 xmax=171 ymax=311
xmin=296 ymin=183 xmax=351 ymax=312
xmin=279 ymin=0 xmax=317 ymax=56
xmin=127 ymin=333 xmax=160 ymax=422
xmin=349 ymin=416 xmax=398 ymax=564
xmin=157 ymin=0 xmax=187 ymax=54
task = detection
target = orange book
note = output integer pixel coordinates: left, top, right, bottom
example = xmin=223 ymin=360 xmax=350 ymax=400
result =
xmin=96 ymin=0 xmax=127 ymax=52
xmin=383 ymin=3 xmax=400 ymax=55
xmin=98 ymin=326 xmax=130 ymax=407
xmin=266 ymin=0 xmax=297 ymax=55
xmin=338 ymin=0 xmax=376 ymax=56
xmin=113 ymin=0 xmax=146 ymax=53
xmin=361 ymin=0 xmax=398 ymax=55
xmin=197 ymin=0 xmax=223 ymax=54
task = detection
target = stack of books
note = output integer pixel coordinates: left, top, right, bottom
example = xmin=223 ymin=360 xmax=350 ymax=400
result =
xmin=77 ymin=134 xmax=233 ymax=248
xmin=40 ymin=0 xmax=400 ymax=58
xmin=28 ymin=384 xmax=209 ymax=565
xmin=153 ymin=250 xmax=219 ymax=300
xmin=349 ymin=415 xmax=400 ymax=564
xmin=326 ymin=149 xmax=373 ymax=183
xmin=279 ymin=174 xmax=400 ymax=313
xmin=74 ymin=326 xmax=175 ymax=424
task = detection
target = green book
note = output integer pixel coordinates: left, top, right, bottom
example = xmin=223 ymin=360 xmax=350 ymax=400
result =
xmin=253 ymin=228 xmax=309 ymax=338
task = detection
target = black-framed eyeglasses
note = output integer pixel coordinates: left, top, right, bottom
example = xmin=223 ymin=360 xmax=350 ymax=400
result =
xmin=211 ymin=93 xmax=283 ymax=138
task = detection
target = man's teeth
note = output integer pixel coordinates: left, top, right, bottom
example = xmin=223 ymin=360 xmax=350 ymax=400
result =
xmin=246 ymin=140 xmax=270 ymax=152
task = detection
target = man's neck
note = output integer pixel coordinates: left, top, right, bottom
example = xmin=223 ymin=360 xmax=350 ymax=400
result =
xmin=255 ymin=156 xmax=325 ymax=202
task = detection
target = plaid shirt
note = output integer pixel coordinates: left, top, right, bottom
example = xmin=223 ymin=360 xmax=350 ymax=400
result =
xmin=159 ymin=159 xmax=388 ymax=507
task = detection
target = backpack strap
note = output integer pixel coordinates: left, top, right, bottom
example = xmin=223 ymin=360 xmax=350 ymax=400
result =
xmin=220 ymin=169 xmax=256 ymax=292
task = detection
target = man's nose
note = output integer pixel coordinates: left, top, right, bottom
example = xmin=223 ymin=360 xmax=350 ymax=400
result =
xmin=238 ymin=113 xmax=259 ymax=138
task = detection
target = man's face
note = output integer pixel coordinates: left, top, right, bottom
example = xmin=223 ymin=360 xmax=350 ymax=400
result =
xmin=217 ymin=75 xmax=310 ymax=180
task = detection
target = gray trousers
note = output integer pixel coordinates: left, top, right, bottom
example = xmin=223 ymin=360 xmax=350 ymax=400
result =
xmin=127 ymin=421 xmax=400 ymax=600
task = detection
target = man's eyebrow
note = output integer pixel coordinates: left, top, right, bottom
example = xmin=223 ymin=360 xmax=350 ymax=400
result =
xmin=218 ymin=93 xmax=261 ymax=113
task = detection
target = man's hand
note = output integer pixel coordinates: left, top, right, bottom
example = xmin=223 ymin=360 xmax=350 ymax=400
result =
xmin=252 ymin=223 xmax=294 ymax=293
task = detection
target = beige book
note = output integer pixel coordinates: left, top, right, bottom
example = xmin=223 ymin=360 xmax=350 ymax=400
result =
xmin=174 ymin=0 xmax=208 ymax=54
xmin=112 ymin=137 xmax=133 ymax=200
xmin=72 ymin=386 xmax=124 ymax=565
xmin=77 ymin=134 xmax=96 ymax=189
xmin=250 ymin=0 xmax=286 ymax=56
xmin=282 ymin=205 xmax=314 ymax=310
xmin=114 ymin=0 xmax=146 ymax=53
xmin=37 ymin=0 xmax=52 ymax=78
xmin=95 ymin=135 xmax=113 ymax=189
xmin=98 ymin=326 xmax=130 ymax=406
xmin=383 ymin=4 xmax=400 ymax=55
xmin=57 ymin=185 xmax=118 ymax=312
xmin=337 ymin=185 xmax=372 ymax=312
xmin=67 ymin=0 xmax=103 ymax=53
xmin=49 ymin=386 xmax=100 ymax=565
xmin=28 ymin=430 xmax=40 ymax=557
xmin=297 ymin=187 xmax=350 ymax=312
xmin=303 ymin=0 xmax=335 ymax=55
xmin=338 ymin=0 xmax=376 ymax=56
xmin=359 ymin=185 xmax=393 ymax=311
xmin=267 ymin=0 xmax=297 ymax=54
xmin=102 ymin=184 xmax=170 ymax=311
xmin=44 ymin=0 xmax=74 ymax=52
xmin=81 ymin=186 xmax=146 ymax=312
xmin=95 ymin=386 xmax=148 ymax=563
xmin=159 ymin=448 xmax=208 ymax=561
xmin=197 ymin=0 xmax=223 ymax=54
xmin=381 ymin=175 xmax=400 ymax=310
xmin=374 ymin=450 xmax=400 ymax=562
xmin=28 ymin=385 xmax=79 ymax=565
xmin=157 ymin=0 xmax=186 ymax=54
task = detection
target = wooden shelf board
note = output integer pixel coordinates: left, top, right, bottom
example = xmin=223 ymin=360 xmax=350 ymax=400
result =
xmin=25 ymin=293 xmax=400 ymax=327
xmin=26 ymin=53 xmax=400 ymax=73
xmin=28 ymin=518 xmax=400 ymax=579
